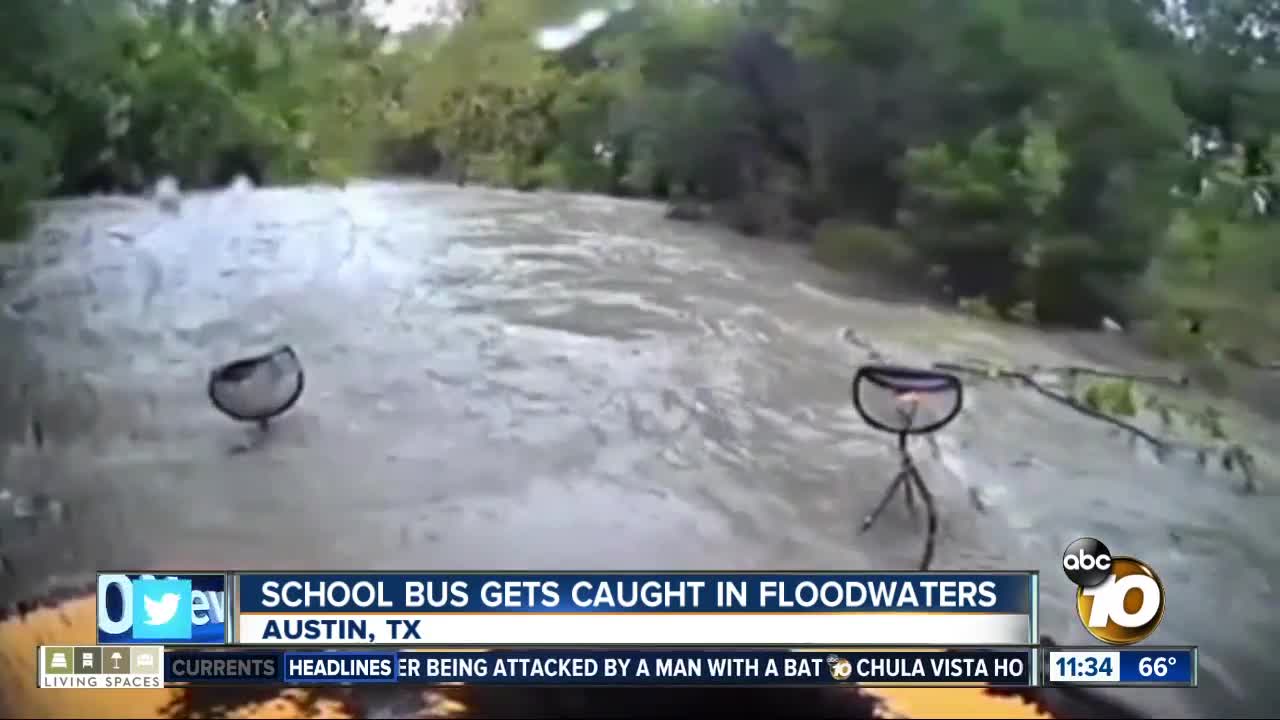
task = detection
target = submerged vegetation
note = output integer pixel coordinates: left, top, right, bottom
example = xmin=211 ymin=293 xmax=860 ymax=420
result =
xmin=3 ymin=0 xmax=1279 ymax=374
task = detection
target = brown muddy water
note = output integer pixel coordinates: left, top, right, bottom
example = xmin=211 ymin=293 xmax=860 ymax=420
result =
xmin=1 ymin=181 xmax=1277 ymax=717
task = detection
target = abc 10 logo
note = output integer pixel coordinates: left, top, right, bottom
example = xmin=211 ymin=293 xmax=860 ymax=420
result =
xmin=1062 ymin=538 xmax=1165 ymax=645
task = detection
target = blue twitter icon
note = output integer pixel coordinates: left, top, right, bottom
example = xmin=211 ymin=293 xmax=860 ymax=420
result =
xmin=132 ymin=578 xmax=192 ymax=640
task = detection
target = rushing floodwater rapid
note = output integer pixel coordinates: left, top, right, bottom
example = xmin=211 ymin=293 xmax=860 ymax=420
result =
xmin=1 ymin=181 xmax=1277 ymax=717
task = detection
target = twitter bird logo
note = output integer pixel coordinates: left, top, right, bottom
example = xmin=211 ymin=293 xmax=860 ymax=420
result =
xmin=133 ymin=578 xmax=192 ymax=640
xmin=144 ymin=592 xmax=181 ymax=625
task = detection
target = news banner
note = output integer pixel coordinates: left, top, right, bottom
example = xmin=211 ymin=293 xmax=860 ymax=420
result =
xmin=40 ymin=550 xmax=1198 ymax=690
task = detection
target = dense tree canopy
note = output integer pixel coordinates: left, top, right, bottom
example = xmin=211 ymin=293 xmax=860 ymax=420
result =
xmin=3 ymin=0 xmax=1279 ymax=371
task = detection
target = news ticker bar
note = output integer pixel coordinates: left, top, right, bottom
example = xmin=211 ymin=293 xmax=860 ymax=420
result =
xmin=96 ymin=571 xmax=1039 ymax=647
xmin=39 ymin=646 xmax=1197 ymax=688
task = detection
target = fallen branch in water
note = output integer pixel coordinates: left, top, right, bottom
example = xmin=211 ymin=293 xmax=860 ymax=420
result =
xmin=934 ymin=360 xmax=1260 ymax=494
xmin=934 ymin=361 xmax=1169 ymax=447
xmin=1021 ymin=363 xmax=1189 ymax=389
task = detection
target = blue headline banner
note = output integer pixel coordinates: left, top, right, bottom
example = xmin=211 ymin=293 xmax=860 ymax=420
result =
xmin=234 ymin=572 xmax=1032 ymax=613
xmin=164 ymin=648 xmax=1035 ymax=686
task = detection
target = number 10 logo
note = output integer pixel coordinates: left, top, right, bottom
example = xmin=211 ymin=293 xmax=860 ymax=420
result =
xmin=1063 ymin=538 xmax=1166 ymax=645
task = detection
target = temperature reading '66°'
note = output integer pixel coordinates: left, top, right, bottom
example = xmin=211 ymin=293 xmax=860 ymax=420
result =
xmin=1139 ymin=656 xmax=1177 ymax=677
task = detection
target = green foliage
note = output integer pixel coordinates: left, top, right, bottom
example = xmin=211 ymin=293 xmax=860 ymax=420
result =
xmin=1016 ymin=117 xmax=1070 ymax=217
xmin=1083 ymin=379 xmax=1138 ymax=418
xmin=1140 ymin=139 xmax=1280 ymax=370
xmin=0 ymin=0 xmax=113 ymax=237
xmin=1 ymin=0 xmax=404 ymax=234
xmin=812 ymin=221 xmax=917 ymax=273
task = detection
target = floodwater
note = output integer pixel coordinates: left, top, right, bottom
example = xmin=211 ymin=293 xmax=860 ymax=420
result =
xmin=1 ymin=181 xmax=1277 ymax=717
